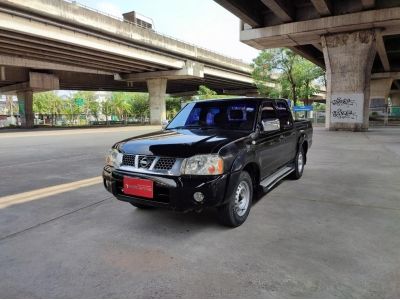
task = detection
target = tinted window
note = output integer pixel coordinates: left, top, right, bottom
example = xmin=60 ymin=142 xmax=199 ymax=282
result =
xmin=261 ymin=102 xmax=277 ymax=120
xmin=275 ymin=101 xmax=293 ymax=129
xmin=167 ymin=100 xmax=257 ymax=131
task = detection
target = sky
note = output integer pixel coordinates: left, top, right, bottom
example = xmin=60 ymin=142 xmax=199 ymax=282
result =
xmin=77 ymin=0 xmax=260 ymax=63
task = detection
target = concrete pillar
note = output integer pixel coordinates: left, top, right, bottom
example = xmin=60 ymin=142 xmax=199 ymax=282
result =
xmin=147 ymin=78 xmax=167 ymax=125
xmin=17 ymin=90 xmax=34 ymax=128
xmin=370 ymin=78 xmax=393 ymax=125
xmin=322 ymin=30 xmax=376 ymax=131
xmin=391 ymin=94 xmax=400 ymax=106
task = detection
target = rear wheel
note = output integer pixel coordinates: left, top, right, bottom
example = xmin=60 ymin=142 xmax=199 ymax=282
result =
xmin=290 ymin=145 xmax=305 ymax=180
xmin=218 ymin=171 xmax=253 ymax=227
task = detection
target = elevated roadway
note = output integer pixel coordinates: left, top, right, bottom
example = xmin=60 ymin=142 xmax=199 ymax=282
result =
xmin=216 ymin=0 xmax=400 ymax=130
xmin=0 ymin=0 xmax=256 ymax=127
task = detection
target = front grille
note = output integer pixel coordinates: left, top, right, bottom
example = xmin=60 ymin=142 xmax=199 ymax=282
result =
xmin=122 ymin=154 xmax=135 ymax=167
xmin=137 ymin=155 xmax=156 ymax=169
xmin=154 ymin=157 xmax=176 ymax=170
xmin=121 ymin=154 xmax=177 ymax=171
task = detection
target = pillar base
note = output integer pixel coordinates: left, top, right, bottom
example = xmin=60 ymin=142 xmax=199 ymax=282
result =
xmin=17 ymin=90 xmax=34 ymax=129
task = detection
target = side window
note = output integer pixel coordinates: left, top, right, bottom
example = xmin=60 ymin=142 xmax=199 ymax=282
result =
xmin=261 ymin=102 xmax=278 ymax=120
xmin=275 ymin=101 xmax=293 ymax=129
xmin=185 ymin=107 xmax=201 ymax=126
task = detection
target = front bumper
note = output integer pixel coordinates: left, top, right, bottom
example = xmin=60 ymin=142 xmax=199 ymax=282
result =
xmin=103 ymin=166 xmax=230 ymax=212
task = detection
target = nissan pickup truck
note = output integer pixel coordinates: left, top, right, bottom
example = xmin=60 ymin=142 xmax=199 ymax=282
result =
xmin=103 ymin=98 xmax=312 ymax=227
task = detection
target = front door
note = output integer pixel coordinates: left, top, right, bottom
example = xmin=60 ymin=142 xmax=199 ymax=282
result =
xmin=255 ymin=101 xmax=286 ymax=179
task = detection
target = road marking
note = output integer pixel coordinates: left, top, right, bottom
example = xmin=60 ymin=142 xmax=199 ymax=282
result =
xmin=0 ymin=176 xmax=103 ymax=209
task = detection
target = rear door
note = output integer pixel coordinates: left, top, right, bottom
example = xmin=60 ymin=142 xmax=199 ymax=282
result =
xmin=275 ymin=100 xmax=297 ymax=163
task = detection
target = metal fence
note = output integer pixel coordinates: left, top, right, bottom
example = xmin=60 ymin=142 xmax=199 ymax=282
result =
xmin=0 ymin=114 xmax=150 ymax=128
xmin=294 ymin=107 xmax=400 ymax=126
xmin=369 ymin=106 xmax=400 ymax=126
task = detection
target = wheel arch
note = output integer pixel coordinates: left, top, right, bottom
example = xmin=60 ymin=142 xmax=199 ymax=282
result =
xmin=242 ymin=162 xmax=260 ymax=190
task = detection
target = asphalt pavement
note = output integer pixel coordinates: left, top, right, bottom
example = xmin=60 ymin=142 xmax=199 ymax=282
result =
xmin=0 ymin=126 xmax=399 ymax=298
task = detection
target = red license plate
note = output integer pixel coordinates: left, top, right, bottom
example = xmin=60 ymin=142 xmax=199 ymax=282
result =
xmin=123 ymin=177 xmax=153 ymax=199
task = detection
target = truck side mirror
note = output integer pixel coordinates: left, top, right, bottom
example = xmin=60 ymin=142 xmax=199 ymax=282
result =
xmin=161 ymin=119 xmax=169 ymax=129
xmin=261 ymin=118 xmax=280 ymax=132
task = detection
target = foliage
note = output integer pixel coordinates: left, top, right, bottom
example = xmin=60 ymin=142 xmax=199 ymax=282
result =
xmin=251 ymin=48 xmax=325 ymax=105
xmin=166 ymin=97 xmax=182 ymax=120
xmin=196 ymin=85 xmax=217 ymax=100
xmin=33 ymin=91 xmax=63 ymax=115
xmin=130 ymin=93 xmax=150 ymax=121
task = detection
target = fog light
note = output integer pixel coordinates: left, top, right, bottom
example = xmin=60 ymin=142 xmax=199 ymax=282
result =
xmin=193 ymin=192 xmax=204 ymax=202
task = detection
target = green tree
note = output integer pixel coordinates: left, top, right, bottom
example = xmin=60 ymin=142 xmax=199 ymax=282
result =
xmin=102 ymin=97 xmax=113 ymax=125
xmin=72 ymin=91 xmax=97 ymax=124
xmin=63 ymin=97 xmax=81 ymax=125
xmin=252 ymin=48 xmax=324 ymax=106
xmin=166 ymin=96 xmax=182 ymax=120
xmin=33 ymin=91 xmax=63 ymax=125
xmin=131 ymin=93 xmax=149 ymax=123
xmin=111 ymin=92 xmax=131 ymax=123
xmin=196 ymin=85 xmax=217 ymax=100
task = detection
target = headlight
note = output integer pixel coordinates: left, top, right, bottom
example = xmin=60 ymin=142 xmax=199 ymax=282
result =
xmin=182 ymin=154 xmax=224 ymax=175
xmin=105 ymin=148 xmax=122 ymax=168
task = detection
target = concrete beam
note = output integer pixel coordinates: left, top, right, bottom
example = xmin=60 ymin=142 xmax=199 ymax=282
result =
xmin=222 ymin=88 xmax=259 ymax=95
xmin=0 ymin=11 xmax=185 ymax=70
xmin=312 ymin=43 xmax=323 ymax=51
xmin=375 ymin=29 xmax=390 ymax=72
xmin=204 ymin=67 xmax=254 ymax=84
xmin=288 ymin=46 xmax=325 ymax=68
xmin=118 ymin=61 xmax=204 ymax=82
xmin=240 ymin=7 xmax=400 ymax=48
xmin=214 ymin=0 xmax=263 ymax=27
xmin=0 ymin=54 xmax=113 ymax=75
xmin=361 ymin=0 xmax=375 ymax=9
xmin=372 ymin=72 xmax=400 ymax=79
xmin=3 ymin=0 xmax=251 ymax=73
xmin=310 ymin=0 xmax=332 ymax=16
xmin=260 ymin=0 xmax=293 ymax=22
xmin=0 ymin=72 xmax=59 ymax=93
xmin=29 ymin=72 xmax=59 ymax=91
xmin=0 ymin=82 xmax=29 ymax=94
xmin=168 ymin=91 xmax=197 ymax=97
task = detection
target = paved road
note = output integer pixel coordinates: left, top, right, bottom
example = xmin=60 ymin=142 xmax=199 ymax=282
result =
xmin=0 ymin=126 xmax=399 ymax=298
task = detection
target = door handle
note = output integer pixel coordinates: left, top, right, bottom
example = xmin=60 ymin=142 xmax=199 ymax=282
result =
xmin=279 ymin=135 xmax=285 ymax=141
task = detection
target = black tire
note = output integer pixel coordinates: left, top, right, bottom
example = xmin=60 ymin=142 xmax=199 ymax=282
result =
xmin=290 ymin=145 xmax=305 ymax=180
xmin=130 ymin=202 xmax=155 ymax=209
xmin=218 ymin=171 xmax=253 ymax=227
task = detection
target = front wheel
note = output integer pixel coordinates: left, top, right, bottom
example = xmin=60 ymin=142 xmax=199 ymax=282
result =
xmin=218 ymin=171 xmax=253 ymax=227
xmin=290 ymin=145 xmax=305 ymax=180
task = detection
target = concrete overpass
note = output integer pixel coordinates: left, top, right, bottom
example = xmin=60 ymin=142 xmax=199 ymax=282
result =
xmin=215 ymin=0 xmax=400 ymax=131
xmin=0 ymin=0 xmax=255 ymax=127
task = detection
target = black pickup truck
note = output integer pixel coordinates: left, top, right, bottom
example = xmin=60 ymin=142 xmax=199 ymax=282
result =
xmin=103 ymin=98 xmax=312 ymax=227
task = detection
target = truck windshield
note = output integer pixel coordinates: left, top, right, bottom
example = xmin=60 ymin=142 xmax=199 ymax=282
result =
xmin=166 ymin=100 xmax=257 ymax=131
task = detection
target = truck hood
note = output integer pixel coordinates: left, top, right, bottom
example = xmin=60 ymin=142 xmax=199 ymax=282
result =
xmin=115 ymin=129 xmax=249 ymax=157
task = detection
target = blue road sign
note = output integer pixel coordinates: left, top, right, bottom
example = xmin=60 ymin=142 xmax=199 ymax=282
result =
xmin=293 ymin=105 xmax=313 ymax=112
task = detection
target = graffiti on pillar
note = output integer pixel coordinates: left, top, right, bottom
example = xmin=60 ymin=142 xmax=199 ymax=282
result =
xmin=330 ymin=93 xmax=363 ymax=123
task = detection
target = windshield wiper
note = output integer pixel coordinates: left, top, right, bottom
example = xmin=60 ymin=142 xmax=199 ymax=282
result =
xmin=169 ymin=125 xmax=219 ymax=130
xmin=168 ymin=125 xmax=203 ymax=130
